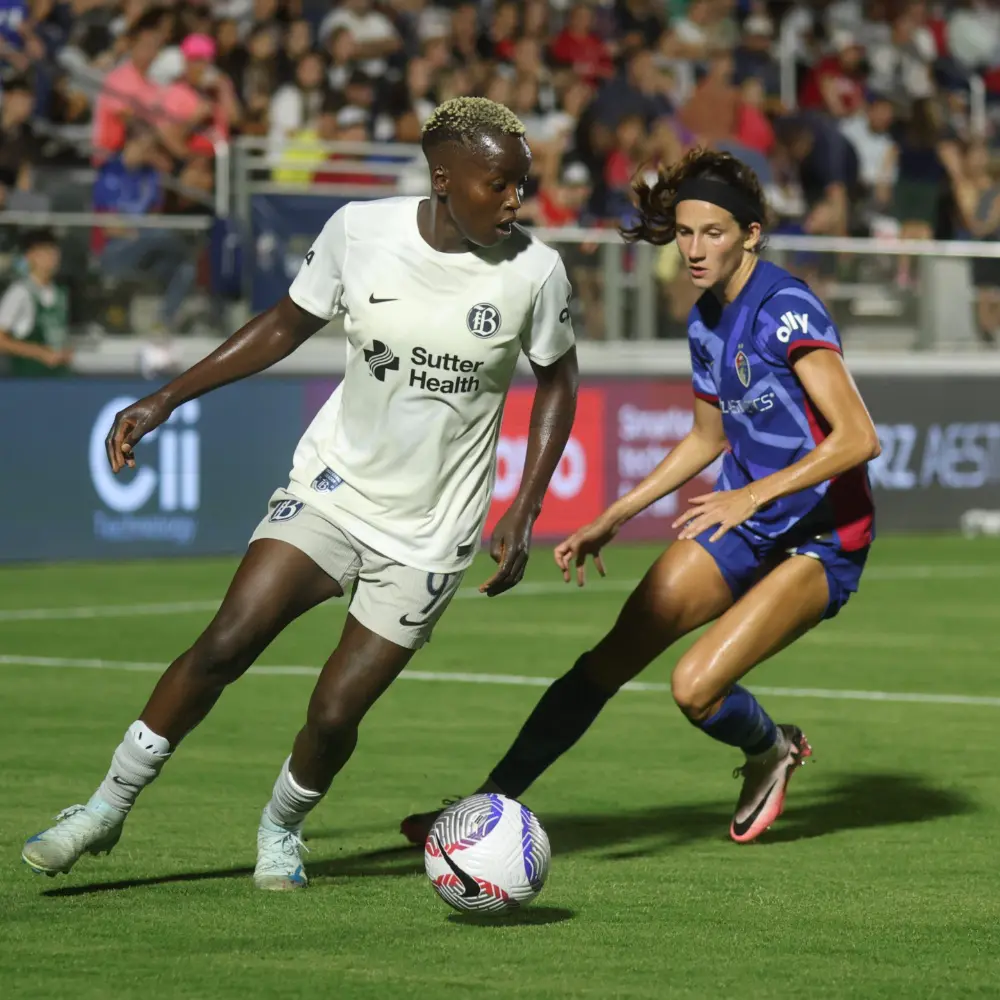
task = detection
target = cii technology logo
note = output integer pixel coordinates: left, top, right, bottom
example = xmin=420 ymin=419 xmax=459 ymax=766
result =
xmin=89 ymin=397 xmax=200 ymax=545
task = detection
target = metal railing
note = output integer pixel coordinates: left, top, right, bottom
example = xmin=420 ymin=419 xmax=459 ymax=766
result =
xmin=231 ymin=136 xmax=425 ymax=209
xmin=0 ymin=214 xmax=220 ymax=347
xmin=0 ymin=212 xmax=212 ymax=231
xmin=4 ymin=203 xmax=999 ymax=352
xmin=529 ymin=227 xmax=1000 ymax=349
xmin=7 ymin=133 xmax=1000 ymax=356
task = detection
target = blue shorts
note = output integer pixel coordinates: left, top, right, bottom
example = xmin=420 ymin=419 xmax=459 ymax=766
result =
xmin=694 ymin=523 xmax=869 ymax=620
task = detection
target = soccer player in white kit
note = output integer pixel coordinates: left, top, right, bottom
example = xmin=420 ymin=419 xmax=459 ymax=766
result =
xmin=21 ymin=98 xmax=578 ymax=890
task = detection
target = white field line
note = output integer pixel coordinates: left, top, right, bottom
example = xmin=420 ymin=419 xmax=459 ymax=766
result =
xmin=0 ymin=600 xmax=221 ymax=622
xmin=2 ymin=654 xmax=1000 ymax=709
xmin=0 ymin=563 xmax=997 ymax=623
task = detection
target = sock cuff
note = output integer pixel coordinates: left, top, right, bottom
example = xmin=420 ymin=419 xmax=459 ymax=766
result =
xmin=283 ymin=758 xmax=322 ymax=799
xmin=127 ymin=721 xmax=171 ymax=757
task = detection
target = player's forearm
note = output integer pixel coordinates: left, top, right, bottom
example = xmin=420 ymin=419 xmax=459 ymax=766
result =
xmin=0 ymin=332 xmax=52 ymax=361
xmin=606 ymin=430 xmax=726 ymax=527
xmin=514 ymin=350 xmax=579 ymax=519
xmin=158 ymin=296 xmax=324 ymax=408
xmin=752 ymin=427 xmax=880 ymax=508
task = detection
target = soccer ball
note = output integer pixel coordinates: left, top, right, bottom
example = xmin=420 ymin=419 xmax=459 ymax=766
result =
xmin=424 ymin=793 xmax=550 ymax=914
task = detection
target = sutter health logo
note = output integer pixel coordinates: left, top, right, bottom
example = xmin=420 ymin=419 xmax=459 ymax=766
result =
xmin=89 ymin=396 xmax=200 ymax=545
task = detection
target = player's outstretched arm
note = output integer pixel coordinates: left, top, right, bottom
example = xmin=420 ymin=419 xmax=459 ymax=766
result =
xmin=675 ymin=348 xmax=881 ymax=542
xmin=480 ymin=346 xmax=579 ymax=597
xmin=105 ymin=296 xmax=327 ymax=473
xmin=608 ymin=397 xmax=727 ymax=527
xmin=554 ymin=398 xmax=727 ymax=585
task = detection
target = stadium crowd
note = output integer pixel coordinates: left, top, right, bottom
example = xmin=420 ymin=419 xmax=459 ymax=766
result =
xmin=1 ymin=0 xmax=1000 ymax=341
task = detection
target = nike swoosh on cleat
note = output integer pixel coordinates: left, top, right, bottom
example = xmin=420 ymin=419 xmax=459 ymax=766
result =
xmin=435 ymin=836 xmax=480 ymax=898
xmin=369 ymin=294 xmax=398 ymax=304
xmin=731 ymin=779 xmax=779 ymax=838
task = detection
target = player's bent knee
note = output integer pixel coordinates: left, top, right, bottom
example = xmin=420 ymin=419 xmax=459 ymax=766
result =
xmin=188 ymin=620 xmax=259 ymax=684
xmin=670 ymin=657 xmax=720 ymax=722
xmin=305 ymin=698 xmax=362 ymax=743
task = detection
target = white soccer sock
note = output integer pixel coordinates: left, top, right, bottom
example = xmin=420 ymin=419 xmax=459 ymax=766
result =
xmin=96 ymin=720 xmax=172 ymax=815
xmin=262 ymin=757 xmax=323 ymax=832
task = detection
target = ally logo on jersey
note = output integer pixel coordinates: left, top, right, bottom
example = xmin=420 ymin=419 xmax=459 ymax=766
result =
xmin=775 ymin=311 xmax=809 ymax=344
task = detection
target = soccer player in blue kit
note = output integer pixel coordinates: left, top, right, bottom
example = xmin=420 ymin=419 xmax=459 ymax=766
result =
xmin=403 ymin=147 xmax=880 ymax=845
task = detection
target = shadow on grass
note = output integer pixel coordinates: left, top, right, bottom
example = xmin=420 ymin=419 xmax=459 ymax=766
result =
xmin=41 ymin=772 xmax=974 ymax=897
xmin=445 ymin=905 xmax=576 ymax=927
xmin=546 ymin=771 xmax=977 ymax=854
xmin=41 ymin=845 xmax=424 ymax=898
xmin=763 ymin=771 xmax=977 ymax=844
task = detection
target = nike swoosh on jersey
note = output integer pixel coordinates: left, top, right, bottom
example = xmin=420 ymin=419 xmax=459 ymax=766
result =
xmin=731 ymin=779 xmax=779 ymax=838
xmin=369 ymin=294 xmax=398 ymax=304
xmin=435 ymin=836 xmax=481 ymax=898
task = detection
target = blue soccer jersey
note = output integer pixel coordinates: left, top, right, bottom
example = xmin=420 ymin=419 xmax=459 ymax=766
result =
xmin=687 ymin=259 xmax=874 ymax=551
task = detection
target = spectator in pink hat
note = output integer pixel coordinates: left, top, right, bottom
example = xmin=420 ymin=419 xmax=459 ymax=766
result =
xmin=160 ymin=33 xmax=240 ymax=161
xmin=92 ymin=8 xmax=170 ymax=164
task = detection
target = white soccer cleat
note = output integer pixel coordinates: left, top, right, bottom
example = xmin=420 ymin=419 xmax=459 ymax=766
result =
xmin=254 ymin=817 xmax=309 ymax=891
xmin=22 ymin=799 xmax=125 ymax=876
xmin=730 ymin=724 xmax=812 ymax=844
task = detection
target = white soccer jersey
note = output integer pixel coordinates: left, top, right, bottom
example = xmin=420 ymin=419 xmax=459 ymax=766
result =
xmin=285 ymin=196 xmax=575 ymax=573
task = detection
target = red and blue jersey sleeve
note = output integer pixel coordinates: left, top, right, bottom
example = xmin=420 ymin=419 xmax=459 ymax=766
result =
xmin=754 ymin=286 xmax=842 ymax=367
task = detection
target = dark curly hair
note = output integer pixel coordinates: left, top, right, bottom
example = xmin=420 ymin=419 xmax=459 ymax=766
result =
xmin=622 ymin=147 xmax=769 ymax=249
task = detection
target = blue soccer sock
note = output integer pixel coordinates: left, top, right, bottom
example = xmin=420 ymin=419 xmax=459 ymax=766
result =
xmin=697 ymin=685 xmax=778 ymax=756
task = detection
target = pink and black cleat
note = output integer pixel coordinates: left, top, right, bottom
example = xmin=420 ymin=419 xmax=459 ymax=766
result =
xmin=730 ymin=724 xmax=813 ymax=844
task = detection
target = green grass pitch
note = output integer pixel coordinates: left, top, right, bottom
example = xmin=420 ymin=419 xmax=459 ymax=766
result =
xmin=2 ymin=536 xmax=999 ymax=998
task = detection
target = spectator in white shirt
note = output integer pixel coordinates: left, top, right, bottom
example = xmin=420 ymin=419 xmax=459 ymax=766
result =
xmin=319 ymin=0 xmax=401 ymax=78
xmin=840 ymin=91 xmax=898 ymax=208
xmin=779 ymin=1 xmax=823 ymax=68
xmin=826 ymin=0 xmax=864 ymax=32
xmin=662 ymin=0 xmax=714 ymax=61
xmin=868 ymin=4 xmax=936 ymax=105
xmin=403 ymin=55 xmax=436 ymax=125
xmin=269 ymin=50 xmax=329 ymax=156
xmin=947 ymin=0 xmax=1000 ymax=73
xmin=825 ymin=0 xmax=893 ymax=47
xmin=325 ymin=26 xmax=358 ymax=93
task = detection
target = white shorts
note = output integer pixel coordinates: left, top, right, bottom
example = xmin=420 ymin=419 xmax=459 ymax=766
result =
xmin=249 ymin=488 xmax=465 ymax=649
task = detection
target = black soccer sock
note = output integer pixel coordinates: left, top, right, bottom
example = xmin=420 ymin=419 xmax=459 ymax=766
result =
xmin=486 ymin=655 xmax=613 ymax=799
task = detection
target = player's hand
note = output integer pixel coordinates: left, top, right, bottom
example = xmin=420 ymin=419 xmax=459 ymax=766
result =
xmin=42 ymin=348 xmax=70 ymax=369
xmin=105 ymin=392 xmax=173 ymax=473
xmin=673 ymin=487 xmax=758 ymax=542
xmin=554 ymin=514 xmax=619 ymax=587
xmin=480 ymin=505 xmax=534 ymax=597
